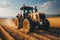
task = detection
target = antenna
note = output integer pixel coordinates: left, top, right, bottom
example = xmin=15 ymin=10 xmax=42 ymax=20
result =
xmin=35 ymin=6 xmax=37 ymax=12
xmin=23 ymin=4 xmax=25 ymax=18
xmin=23 ymin=4 xmax=25 ymax=7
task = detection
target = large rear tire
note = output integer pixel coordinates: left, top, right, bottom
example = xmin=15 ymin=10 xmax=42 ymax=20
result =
xmin=39 ymin=19 xmax=50 ymax=31
xmin=43 ymin=19 xmax=50 ymax=31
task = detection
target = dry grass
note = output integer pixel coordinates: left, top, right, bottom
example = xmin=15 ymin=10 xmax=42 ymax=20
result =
xmin=0 ymin=18 xmax=18 ymax=29
xmin=0 ymin=26 xmax=14 ymax=40
xmin=0 ymin=25 xmax=37 ymax=40
xmin=0 ymin=17 xmax=60 ymax=40
xmin=47 ymin=17 xmax=60 ymax=28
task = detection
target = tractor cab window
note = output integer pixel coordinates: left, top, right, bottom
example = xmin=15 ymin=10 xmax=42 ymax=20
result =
xmin=29 ymin=9 xmax=33 ymax=13
xmin=25 ymin=9 xmax=33 ymax=13
xmin=21 ymin=9 xmax=33 ymax=16
xmin=20 ymin=6 xmax=33 ymax=14
xmin=25 ymin=10 xmax=27 ymax=13
xmin=20 ymin=6 xmax=33 ymax=18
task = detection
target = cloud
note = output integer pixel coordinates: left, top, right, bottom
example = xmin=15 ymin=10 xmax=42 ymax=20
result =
xmin=0 ymin=7 xmax=18 ymax=17
xmin=0 ymin=0 xmax=59 ymax=18
xmin=40 ymin=1 xmax=56 ymax=10
xmin=0 ymin=0 xmax=19 ymax=18
xmin=58 ymin=8 xmax=60 ymax=14
xmin=0 ymin=0 xmax=13 ymax=7
xmin=36 ymin=1 xmax=58 ymax=15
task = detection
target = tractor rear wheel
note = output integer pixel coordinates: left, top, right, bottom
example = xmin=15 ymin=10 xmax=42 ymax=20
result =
xmin=39 ymin=19 xmax=50 ymax=31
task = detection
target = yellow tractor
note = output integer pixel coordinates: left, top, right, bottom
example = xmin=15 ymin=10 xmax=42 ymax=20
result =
xmin=16 ymin=5 xmax=50 ymax=33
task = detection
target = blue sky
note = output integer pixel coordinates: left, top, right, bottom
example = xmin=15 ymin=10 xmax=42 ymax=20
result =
xmin=0 ymin=0 xmax=60 ymax=17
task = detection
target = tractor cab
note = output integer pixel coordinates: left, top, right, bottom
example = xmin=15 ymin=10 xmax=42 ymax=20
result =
xmin=20 ymin=6 xmax=33 ymax=18
xmin=20 ymin=5 xmax=37 ymax=19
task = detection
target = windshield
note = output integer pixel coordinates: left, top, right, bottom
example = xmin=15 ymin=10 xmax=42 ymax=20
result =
xmin=24 ymin=9 xmax=33 ymax=14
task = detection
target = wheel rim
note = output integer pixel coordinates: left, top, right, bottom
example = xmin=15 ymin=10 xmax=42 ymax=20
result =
xmin=22 ymin=19 xmax=30 ymax=33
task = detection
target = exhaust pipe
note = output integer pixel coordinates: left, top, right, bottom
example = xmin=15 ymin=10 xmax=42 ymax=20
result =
xmin=35 ymin=6 xmax=37 ymax=12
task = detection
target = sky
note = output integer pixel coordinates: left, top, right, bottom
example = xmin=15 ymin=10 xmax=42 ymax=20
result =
xmin=0 ymin=0 xmax=60 ymax=17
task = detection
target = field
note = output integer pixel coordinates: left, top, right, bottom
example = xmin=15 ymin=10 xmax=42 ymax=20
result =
xmin=0 ymin=17 xmax=60 ymax=40
xmin=47 ymin=17 xmax=60 ymax=35
xmin=47 ymin=17 xmax=60 ymax=28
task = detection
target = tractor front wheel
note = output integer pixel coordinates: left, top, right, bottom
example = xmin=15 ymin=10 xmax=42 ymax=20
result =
xmin=19 ymin=19 xmax=30 ymax=33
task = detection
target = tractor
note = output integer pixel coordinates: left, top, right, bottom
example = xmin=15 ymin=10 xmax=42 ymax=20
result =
xmin=16 ymin=5 xmax=50 ymax=33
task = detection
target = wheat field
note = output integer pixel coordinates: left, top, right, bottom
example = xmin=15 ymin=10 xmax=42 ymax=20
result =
xmin=0 ymin=17 xmax=60 ymax=40
xmin=47 ymin=17 xmax=60 ymax=28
